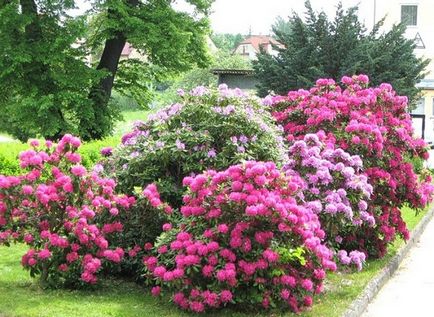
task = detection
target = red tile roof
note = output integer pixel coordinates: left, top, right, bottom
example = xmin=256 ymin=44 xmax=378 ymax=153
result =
xmin=237 ymin=35 xmax=280 ymax=53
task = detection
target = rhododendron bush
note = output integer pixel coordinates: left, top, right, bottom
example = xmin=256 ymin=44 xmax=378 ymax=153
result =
xmin=101 ymin=85 xmax=287 ymax=274
xmin=0 ymin=136 xmax=135 ymax=287
xmin=106 ymin=84 xmax=286 ymax=205
xmin=284 ymin=133 xmax=373 ymax=270
xmin=144 ymin=161 xmax=336 ymax=313
xmin=270 ymin=75 xmax=434 ymax=257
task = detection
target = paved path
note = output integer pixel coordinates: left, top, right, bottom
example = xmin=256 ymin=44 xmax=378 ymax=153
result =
xmin=427 ymin=149 xmax=434 ymax=169
xmin=362 ymin=216 xmax=434 ymax=317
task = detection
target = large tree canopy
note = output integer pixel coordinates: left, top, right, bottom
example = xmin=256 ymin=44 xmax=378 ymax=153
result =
xmin=253 ymin=1 xmax=429 ymax=104
xmin=0 ymin=0 xmax=213 ymax=141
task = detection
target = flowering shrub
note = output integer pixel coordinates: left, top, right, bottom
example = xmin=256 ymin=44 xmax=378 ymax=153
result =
xmin=101 ymin=85 xmax=287 ymax=274
xmin=0 ymin=135 xmax=135 ymax=287
xmin=284 ymin=133 xmax=373 ymax=270
xmin=269 ymin=75 xmax=434 ymax=257
xmin=106 ymin=84 xmax=286 ymax=204
xmin=144 ymin=161 xmax=336 ymax=313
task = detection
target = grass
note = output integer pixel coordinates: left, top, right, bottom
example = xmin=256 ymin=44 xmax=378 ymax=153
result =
xmin=0 ymin=206 xmax=429 ymax=317
xmin=113 ymin=110 xmax=150 ymax=136
xmin=0 ymin=109 xmax=149 ymax=145
xmin=0 ymin=110 xmax=149 ymax=175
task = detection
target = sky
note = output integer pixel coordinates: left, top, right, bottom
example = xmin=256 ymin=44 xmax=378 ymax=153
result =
xmin=187 ymin=0 xmax=365 ymax=34
xmin=73 ymin=0 xmax=367 ymax=35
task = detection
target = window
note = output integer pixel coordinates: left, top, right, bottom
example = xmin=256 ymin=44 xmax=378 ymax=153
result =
xmin=411 ymin=98 xmax=425 ymax=114
xmin=401 ymin=5 xmax=418 ymax=26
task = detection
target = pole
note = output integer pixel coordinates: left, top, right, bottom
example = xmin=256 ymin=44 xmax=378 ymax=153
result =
xmin=373 ymin=0 xmax=377 ymax=26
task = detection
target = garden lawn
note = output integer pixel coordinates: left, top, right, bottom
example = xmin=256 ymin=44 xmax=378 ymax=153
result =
xmin=0 ymin=110 xmax=149 ymax=175
xmin=113 ymin=110 xmax=150 ymax=136
xmin=0 ymin=206 xmax=428 ymax=317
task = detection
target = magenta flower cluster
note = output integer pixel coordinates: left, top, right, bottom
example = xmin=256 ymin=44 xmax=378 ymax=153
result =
xmin=0 ymin=135 xmax=135 ymax=286
xmin=270 ymin=75 xmax=434 ymax=257
xmin=1 ymin=77 xmax=433 ymax=314
xmin=143 ymin=161 xmax=336 ymax=313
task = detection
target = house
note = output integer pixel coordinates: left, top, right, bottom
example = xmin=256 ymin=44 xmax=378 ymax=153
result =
xmin=211 ymin=35 xmax=282 ymax=91
xmin=354 ymin=0 xmax=434 ymax=142
xmin=233 ymin=35 xmax=281 ymax=60
xmin=120 ymin=43 xmax=147 ymax=61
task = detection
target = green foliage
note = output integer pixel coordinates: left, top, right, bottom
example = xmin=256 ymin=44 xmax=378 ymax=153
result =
xmin=405 ymin=153 xmax=425 ymax=174
xmin=277 ymin=246 xmax=307 ymax=266
xmin=254 ymin=1 xmax=429 ymax=104
xmin=0 ymin=0 xmax=213 ymax=141
xmin=78 ymin=137 xmax=120 ymax=169
xmin=210 ymin=32 xmax=244 ymax=51
xmin=115 ymin=60 xmax=162 ymax=109
xmin=113 ymin=110 xmax=150 ymax=136
xmin=106 ymin=86 xmax=286 ymax=206
xmin=0 ymin=142 xmax=27 ymax=176
xmin=111 ymin=91 xmax=141 ymax=112
xmin=0 ymin=138 xmax=118 ymax=176
xmin=156 ymin=50 xmax=251 ymax=106
xmin=272 ymin=16 xmax=292 ymax=35
xmin=101 ymin=86 xmax=286 ymax=275
xmin=0 ymin=2 xmax=101 ymax=141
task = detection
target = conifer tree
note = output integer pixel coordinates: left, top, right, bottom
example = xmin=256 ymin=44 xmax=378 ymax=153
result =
xmin=254 ymin=1 xmax=429 ymax=105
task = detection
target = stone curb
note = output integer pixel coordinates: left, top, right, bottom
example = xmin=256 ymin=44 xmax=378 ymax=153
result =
xmin=342 ymin=205 xmax=434 ymax=317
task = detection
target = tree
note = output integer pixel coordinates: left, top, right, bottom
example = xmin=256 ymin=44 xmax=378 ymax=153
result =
xmin=210 ymin=33 xmax=244 ymax=52
xmin=156 ymin=50 xmax=251 ymax=106
xmin=0 ymin=0 xmax=213 ymax=141
xmin=272 ymin=16 xmax=292 ymax=35
xmin=253 ymin=1 xmax=429 ymax=104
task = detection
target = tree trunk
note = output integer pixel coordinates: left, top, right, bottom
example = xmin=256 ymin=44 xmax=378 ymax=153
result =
xmin=84 ymin=0 xmax=138 ymax=140
xmin=91 ymin=32 xmax=127 ymax=106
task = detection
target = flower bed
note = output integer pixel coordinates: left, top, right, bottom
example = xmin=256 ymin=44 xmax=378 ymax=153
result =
xmin=0 ymin=136 xmax=135 ymax=287
xmin=269 ymin=75 xmax=433 ymax=258
xmin=145 ymin=161 xmax=336 ymax=313
xmin=0 ymin=77 xmax=433 ymax=315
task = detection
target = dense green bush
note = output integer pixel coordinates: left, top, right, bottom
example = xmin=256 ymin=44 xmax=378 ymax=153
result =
xmin=405 ymin=153 xmax=425 ymax=175
xmin=105 ymin=85 xmax=287 ymax=205
xmin=102 ymin=85 xmax=287 ymax=276
xmin=79 ymin=138 xmax=119 ymax=169
xmin=0 ymin=138 xmax=118 ymax=176
xmin=112 ymin=91 xmax=141 ymax=112
xmin=0 ymin=142 xmax=28 ymax=175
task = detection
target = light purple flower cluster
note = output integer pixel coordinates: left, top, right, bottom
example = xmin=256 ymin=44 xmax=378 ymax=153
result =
xmin=147 ymin=103 xmax=183 ymax=124
xmin=337 ymin=250 xmax=366 ymax=271
xmin=218 ymin=84 xmax=246 ymax=99
xmin=284 ymin=133 xmax=374 ymax=269
xmin=212 ymin=105 xmax=236 ymax=116
xmin=190 ymin=86 xmax=209 ymax=97
xmin=175 ymin=139 xmax=186 ymax=151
